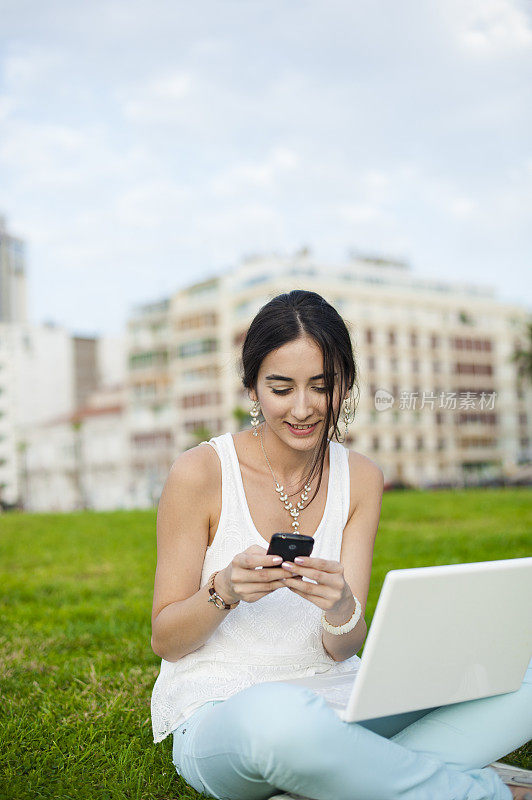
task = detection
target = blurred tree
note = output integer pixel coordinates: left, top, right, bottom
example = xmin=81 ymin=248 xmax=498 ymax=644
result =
xmin=232 ymin=405 xmax=249 ymax=431
xmin=511 ymin=320 xmax=532 ymax=383
xmin=16 ymin=440 xmax=28 ymax=510
xmin=458 ymin=309 xmax=474 ymax=325
xmin=71 ymin=419 xmax=86 ymax=509
xmin=191 ymin=425 xmax=212 ymax=445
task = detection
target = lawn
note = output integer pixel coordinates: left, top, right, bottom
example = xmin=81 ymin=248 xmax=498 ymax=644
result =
xmin=1 ymin=488 xmax=531 ymax=800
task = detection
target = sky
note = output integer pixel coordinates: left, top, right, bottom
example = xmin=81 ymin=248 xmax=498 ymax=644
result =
xmin=0 ymin=0 xmax=531 ymax=337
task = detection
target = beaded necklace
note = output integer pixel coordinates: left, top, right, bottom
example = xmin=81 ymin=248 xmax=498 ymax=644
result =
xmin=258 ymin=423 xmax=318 ymax=534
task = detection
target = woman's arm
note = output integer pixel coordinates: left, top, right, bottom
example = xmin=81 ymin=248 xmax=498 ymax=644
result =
xmin=150 ymin=445 xmax=231 ymax=662
xmin=151 ymin=445 xmax=286 ymax=662
xmin=322 ymin=454 xmax=384 ymax=662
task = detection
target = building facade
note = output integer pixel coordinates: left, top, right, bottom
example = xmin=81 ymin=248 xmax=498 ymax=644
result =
xmin=0 ymin=215 xmax=27 ymax=324
xmin=24 ymin=384 xmax=131 ymax=512
xmin=124 ymin=253 xmax=531 ymax=503
xmin=0 ymin=322 xmax=75 ymax=506
xmin=1 ymin=325 xmax=125 ymax=510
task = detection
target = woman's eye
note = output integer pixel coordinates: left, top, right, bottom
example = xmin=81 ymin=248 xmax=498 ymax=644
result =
xmin=271 ymin=387 xmax=326 ymax=395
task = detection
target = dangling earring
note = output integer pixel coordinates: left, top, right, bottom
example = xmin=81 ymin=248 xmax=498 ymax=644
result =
xmin=338 ymin=396 xmax=354 ymax=443
xmin=250 ymin=399 xmax=261 ymax=436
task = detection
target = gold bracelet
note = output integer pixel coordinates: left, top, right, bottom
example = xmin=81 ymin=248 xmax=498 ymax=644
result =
xmin=207 ymin=571 xmax=240 ymax=610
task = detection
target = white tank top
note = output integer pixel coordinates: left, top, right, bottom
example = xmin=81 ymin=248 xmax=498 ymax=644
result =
xmin=151 ymin=432 xmax=361 ymax=743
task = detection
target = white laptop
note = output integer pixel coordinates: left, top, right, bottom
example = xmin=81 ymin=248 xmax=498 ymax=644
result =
xmin=283 ymin=557 xmax=532 ymax=723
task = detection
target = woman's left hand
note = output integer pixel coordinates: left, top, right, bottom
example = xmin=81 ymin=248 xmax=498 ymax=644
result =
xmin=280 ymin=556 xmax=353 ymax=616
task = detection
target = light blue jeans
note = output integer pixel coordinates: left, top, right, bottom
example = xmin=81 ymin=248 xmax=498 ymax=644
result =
xmin=171 ymin=657 xmax=532 ymax=800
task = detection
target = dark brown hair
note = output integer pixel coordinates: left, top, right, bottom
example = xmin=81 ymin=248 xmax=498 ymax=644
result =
xmin=240 ymin=289 xmax=359 ymax=505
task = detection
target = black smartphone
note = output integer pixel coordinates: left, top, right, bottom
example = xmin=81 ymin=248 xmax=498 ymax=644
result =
xmin=266 ymin=532 xmax=314 ymax=562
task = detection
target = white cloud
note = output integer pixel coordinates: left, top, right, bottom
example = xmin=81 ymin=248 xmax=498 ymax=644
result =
xmin=339 ymin=203 xmax=385 ymax=225
xmin=0 ymin=121 xmax=92 ymax=186
xmin=449 ymin=197 xmax=478 ymax=219
xmin=3 ymin=46 xmax=64 ymax=90
xmin=0 ymin=116 xmax=154 ymax=191
xmin=0 ymin=0 xmax=531 ymax=335
xmin=0 ymin=96 xmax=15 ymax=122
xmin=210 ymin=147 xmax=300 ymax=196
xmin=119 ymin=71 xmax=194 ymax=122
xmin=114 ymin=179 xmax=189 ymax=230
xmin=451 ymin=0 xmax=532 ymax=53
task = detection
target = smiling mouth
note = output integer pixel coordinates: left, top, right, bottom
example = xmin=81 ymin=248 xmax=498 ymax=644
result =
xmin=285 ymin=422 xmax=319 ymax=430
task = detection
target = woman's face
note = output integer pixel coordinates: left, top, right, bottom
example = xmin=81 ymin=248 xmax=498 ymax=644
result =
xmin=250 ymin=335 xmax=344 ymax=449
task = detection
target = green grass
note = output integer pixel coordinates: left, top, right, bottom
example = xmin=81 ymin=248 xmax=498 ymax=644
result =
xmin=1 ymin=488 xmax=531 ymax=799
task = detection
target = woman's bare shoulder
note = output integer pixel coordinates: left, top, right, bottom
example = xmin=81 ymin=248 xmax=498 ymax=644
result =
xmin=346 ymin=449 xmax=383 ymax=479
xmin=167 ymin=441 xmax=221 ymax=495
xmin=345 ymin=448 xmax=384 ymax=517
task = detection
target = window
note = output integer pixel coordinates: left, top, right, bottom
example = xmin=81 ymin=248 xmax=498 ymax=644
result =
xmin=187 ymin=279 xmax=219 ymax=297
xmin=454 ymin=363 xmax=493 ymax=376
xmin=459 ymin=412 xmax=497 ymax=426
xmin=182 ymin=365 xmax=218 ymax=381
xmin=129 ymin=350 xmax=168 ymax=369
xmin=131 ymin=431 xmax=172 ymax=448
xmin=178 ymin=339 xmax=218 ymax=358
xmin=240 ymin=274 xmax=268 ymax=289
xmin=181 ymin=391 xmax=222 ymax=408
xmin=453 ymin=337 xmax=491 ymax=352
xmin=179 ymin=312 xmax=218 ymax=330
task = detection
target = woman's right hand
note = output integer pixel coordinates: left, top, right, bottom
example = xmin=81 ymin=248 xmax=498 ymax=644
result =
xmin=215 ymin=545 xmax=287 ymax=604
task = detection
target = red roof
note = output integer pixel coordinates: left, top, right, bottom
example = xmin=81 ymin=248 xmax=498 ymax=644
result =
xmin=43 ymin=404 xmax=124 ymax=426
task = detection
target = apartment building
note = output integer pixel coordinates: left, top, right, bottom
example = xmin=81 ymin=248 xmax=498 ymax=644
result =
xmin=0 ymin=329 xmax=17 ymax=505
xmin=0 ymin=322 xmax=75 ymax=507
xmin=125 ymin=253 xmax=531 ymax=499
xmin=0 ymin=215 xmax=27 ymax=324
xmin=1 ymin=322 xmax=127 ymax=509
xmin=126 ymin=298 xmax=176 ymax=504
xmin=24 ymin=383 xmax=131 ymax=512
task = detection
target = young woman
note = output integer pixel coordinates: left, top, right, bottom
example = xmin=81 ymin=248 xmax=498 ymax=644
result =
xmin=150 ymin=290 xmax=532 ymax=800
